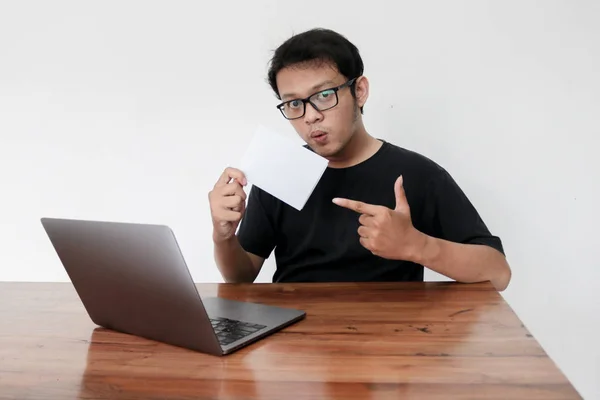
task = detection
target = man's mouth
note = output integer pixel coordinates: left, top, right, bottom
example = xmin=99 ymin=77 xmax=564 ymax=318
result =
xmin=311 ymin=130 xmax=329 ymax=144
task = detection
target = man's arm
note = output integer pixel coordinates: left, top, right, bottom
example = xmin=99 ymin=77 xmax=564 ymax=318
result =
xmin=213 ymin=235 xmax=265 ymax=283
xmin=208 ymin=167 xmax=273 ymax=284
xmin=333 ymin=175 xmax=512 ymax=291
xmin=413 ymin=233 xmax=511 ymax=291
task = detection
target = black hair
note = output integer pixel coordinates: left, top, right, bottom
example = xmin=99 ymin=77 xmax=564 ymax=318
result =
xmin=267 ymin=28 xmax=365 ymax=114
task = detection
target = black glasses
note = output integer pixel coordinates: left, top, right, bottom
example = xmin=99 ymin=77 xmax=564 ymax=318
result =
xmin=276 ymin=78 xmax=357 ymax=120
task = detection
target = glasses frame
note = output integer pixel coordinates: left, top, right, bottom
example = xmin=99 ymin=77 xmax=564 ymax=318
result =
xmin=276 ymin=77 xmax=358 ymax=120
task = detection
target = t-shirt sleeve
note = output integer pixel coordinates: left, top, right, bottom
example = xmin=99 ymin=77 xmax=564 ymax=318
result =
xmin=422 ymin=167 xmax=505 ymax=255
xmin=236 ymin=185 xmax=277 ymax=259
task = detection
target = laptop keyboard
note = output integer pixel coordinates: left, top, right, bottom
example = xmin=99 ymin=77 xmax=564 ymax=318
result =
xmin=210 ymin=317 xmax=267 ymax=346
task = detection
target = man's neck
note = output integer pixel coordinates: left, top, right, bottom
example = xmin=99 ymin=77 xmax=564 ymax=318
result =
xmin=327 ymin=128 xmax=382 ymax=169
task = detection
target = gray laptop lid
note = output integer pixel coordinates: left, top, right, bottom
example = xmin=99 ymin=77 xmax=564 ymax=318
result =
xmin=41 ymin=217 xmax=224 ymax=355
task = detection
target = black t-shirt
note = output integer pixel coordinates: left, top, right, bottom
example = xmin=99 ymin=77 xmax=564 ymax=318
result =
xmin=237 ymin=140 xmax=504 ymax=283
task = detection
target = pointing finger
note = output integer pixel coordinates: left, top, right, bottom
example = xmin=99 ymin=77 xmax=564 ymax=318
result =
xmin=332 ymin=198 xmax=381 ymax=216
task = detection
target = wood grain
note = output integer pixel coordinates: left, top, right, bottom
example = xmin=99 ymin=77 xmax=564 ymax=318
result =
xmin=0 ymin=281 xmax=580 ymax=399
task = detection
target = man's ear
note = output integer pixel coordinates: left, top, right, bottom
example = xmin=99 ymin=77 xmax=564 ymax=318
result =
xmin=354 ymin=76 xmax=369 ymax=109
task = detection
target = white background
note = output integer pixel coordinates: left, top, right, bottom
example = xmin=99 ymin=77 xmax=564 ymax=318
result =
xmin=1 ymin=1 xmax=598 ymax=398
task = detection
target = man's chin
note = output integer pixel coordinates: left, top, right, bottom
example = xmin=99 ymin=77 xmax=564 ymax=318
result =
xmin=313 ymin=145 xmax=342 ymax=159
xmin=304 ymin=138 xmax=344 ymax=158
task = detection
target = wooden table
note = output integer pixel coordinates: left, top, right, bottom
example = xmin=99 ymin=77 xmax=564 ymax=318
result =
xmin=0 ymin=282 xmax=580 ymax=399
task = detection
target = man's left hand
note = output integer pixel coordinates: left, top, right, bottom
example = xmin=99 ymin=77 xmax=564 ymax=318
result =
xmin=332 ymin=175 xmax=426 ymax=262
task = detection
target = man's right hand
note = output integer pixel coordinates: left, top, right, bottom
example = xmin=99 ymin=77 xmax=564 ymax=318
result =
xmin=209 ymin=167 xmax=248 ymax=243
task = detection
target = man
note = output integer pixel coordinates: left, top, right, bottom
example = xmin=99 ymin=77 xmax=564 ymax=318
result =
xmin=209 ymin=28 xmax=511 ymax=291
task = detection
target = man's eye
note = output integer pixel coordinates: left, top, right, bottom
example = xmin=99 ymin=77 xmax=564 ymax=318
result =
xmin=286 ymin=100 xmax=302 ymax=109
xmin=316 ymin=90 xmax=335 ymax=101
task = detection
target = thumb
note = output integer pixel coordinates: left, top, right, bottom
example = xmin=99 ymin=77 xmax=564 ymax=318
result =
xmin=394 ymin=175 xmax=408 ymax=211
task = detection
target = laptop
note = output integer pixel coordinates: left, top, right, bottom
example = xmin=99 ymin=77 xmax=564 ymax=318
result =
xmin=40 ymin=217 xmax=306 ymax=356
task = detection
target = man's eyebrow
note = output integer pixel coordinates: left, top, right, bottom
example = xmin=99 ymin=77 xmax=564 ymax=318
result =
xmin=280 ymin=80 xmax=337 ymax=101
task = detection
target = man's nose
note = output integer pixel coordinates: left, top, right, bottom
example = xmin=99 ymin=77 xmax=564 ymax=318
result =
xmin=303 ymin=102 xmax=323 ymax=124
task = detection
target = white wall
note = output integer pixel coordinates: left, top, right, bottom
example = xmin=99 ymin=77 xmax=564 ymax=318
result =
xmin=1 ymin=1 xmax=598 ymax=398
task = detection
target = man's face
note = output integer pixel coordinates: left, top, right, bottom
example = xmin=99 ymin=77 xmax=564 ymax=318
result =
xmin=275 ymin=62 xmax=364 ymax=159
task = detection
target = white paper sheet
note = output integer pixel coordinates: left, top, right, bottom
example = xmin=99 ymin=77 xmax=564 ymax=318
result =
xmin=239 ymin=125 xmax=329 ymax=211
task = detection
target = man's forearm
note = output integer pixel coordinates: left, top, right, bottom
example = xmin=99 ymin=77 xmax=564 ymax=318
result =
xmin=213 ymin=235 xmax=257 ymax=283
xmin=412 ymin=233 xmax=512 ymax=291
